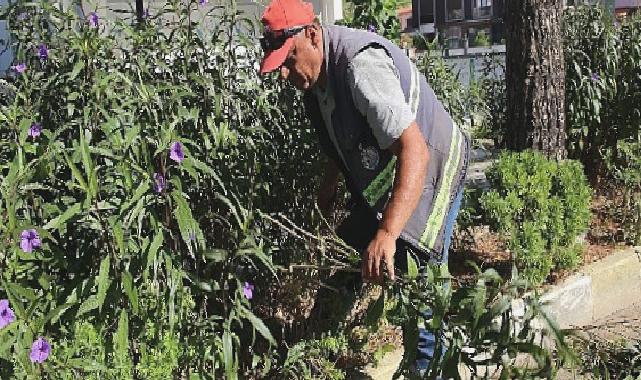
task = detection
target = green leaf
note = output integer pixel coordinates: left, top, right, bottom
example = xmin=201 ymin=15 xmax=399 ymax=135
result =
xmin=119 ymin=182 xmax=150 ymax=217
xmin=7 ymin=283 xmax=38 ymax=302
xmin=146 ymin=231 xmax=164 ymax=274
xmin=44 ymin=302 xmax=76 ymax=325
xmin=1 ymin=278 xmax=26 ymax=320
xmin=80 ymin=130 xmax=98 ymax=198
xmin=223 ymin=329 xmax=237 ymax=380
xmin=203 ymin=249 xmax=228 ymax=263
xmin=113 ymin=221 xmax=125 ymax=257
xmin=121 ymin=271 xmax=139 ymax=315
xmin=63 ymin=151 xmax=88 ymax=191
xmin=43 ymin=203 xmax=82 ymax=230
xmin=76 ymin=295 xmax=98 ymax=317
xmin=69 ymin=60 xmax=84 ymax=80
xmin=407 ymin=251 xmax=419 ymax=280
xmin=240 ymin=305 xmax=276 ymax=346
xmin=97 ymin=256 xmax=112 ymax=312
xmin=171 ymin=190 xmax=202 ymax=255
xmin=113 ymin=310 xmax=132 ymax=375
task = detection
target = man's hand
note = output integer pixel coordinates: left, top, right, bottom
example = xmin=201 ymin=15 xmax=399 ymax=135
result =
xmin=363 ymin=229 xmax=396 ymax=283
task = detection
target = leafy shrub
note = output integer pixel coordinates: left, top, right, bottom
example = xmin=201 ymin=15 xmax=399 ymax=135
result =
xmin=414 ymin=40 xmax=490 ymax=131
xmin=564 ymin=7 xmax=641 ymax=183
xmin=383 ymin=262 xmax=576 ymax=379
xmin=472 ymin=30 xmax=491 ymax=47
xmin=476 ymin=54 xmax=506 ymax=145
xmin=338 ymin=0 xmax=401 ymax=42
xmin=280 ymin=333 xmax=349 ymax=380
xmin=0 ymin=0 xmax=319 ymax=377
xmin=479 ymin=151 xmax=592 ymax=284
xmin=605 ymin=139 xmax=641 ymax=245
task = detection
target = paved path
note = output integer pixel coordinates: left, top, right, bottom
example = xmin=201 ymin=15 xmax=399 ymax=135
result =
xmin=585 ymin=301 xmax=641 ymax=342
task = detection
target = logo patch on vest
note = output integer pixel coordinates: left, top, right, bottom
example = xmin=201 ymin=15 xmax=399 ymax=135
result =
xmin=359 ymin=144 xmax=380 ymax=171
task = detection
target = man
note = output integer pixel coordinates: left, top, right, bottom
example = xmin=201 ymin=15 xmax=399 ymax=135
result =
xmin=259 ymin=0 xmax=470 ymax=374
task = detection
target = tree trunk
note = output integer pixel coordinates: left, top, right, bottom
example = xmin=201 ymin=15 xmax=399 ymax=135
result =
xmin=504 ymin=0 xmax=567 ymax=160
xmin=136 ymin=0 xmax=145 ymax=24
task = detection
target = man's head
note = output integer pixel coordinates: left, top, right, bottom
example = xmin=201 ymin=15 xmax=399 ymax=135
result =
xmin=260 ymin=0 xmax=324 ymax=91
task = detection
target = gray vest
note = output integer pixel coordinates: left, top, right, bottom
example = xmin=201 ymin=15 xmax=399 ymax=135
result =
xmin=304 ymin=25 xmax=470 ymax=257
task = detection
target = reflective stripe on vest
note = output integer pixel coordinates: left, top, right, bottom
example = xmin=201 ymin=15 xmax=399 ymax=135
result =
xmin=363 ymin=156 xmax=397 ymax=207
xmin=361 ymin=61 xmax=422 ymax=208
xmin=419 ymin=125 xmax=463 ymax=250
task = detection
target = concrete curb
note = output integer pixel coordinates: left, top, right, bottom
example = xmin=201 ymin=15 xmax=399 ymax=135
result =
xmin=541 ymin=246 xmax=641 ymax=329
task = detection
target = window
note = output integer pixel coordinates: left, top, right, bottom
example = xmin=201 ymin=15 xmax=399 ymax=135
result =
xmin=473 ymin=0 xmax=493 ymax=19
xmin=417 ymin=0 xmax=435 ymax=24
xmin=445 ymin=0 xmax=464 ymax=21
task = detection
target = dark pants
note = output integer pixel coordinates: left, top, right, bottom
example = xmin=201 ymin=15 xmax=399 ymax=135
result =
xmin=336 ymin=186 xmax=465 ymax=372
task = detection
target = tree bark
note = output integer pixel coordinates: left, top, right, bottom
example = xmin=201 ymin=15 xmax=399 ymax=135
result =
xmin=504 ymin=0 xmax=567 ymax=160
xmin=136 ymin=0 xmax=145 ymax=24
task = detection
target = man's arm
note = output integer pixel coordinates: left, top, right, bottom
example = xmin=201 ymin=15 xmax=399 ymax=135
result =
xmin=346 ymin=47 xmax=430 ymax=282
xmin=364 ymin=122 xmax=429 ymax=282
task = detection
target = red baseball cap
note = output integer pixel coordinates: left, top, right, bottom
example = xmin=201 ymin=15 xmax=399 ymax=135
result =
xmin=260 ymin=0 xmax=316 ymax=74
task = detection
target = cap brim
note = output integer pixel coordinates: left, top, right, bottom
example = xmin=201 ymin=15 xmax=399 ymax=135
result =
xmin=260 ymin=38 xmax=293 ymax=74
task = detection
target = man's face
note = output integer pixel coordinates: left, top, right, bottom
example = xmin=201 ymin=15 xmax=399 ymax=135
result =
xmin=279 ymin=27 xmax=323 ymax=91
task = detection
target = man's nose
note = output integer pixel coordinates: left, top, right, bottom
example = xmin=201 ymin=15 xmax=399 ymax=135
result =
xmin=279 ymin=66 xmax=289 ymax=81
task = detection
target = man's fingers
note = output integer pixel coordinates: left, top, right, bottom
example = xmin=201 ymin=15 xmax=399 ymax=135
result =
xmin=372 ymin=251 xmax=380 ymax=280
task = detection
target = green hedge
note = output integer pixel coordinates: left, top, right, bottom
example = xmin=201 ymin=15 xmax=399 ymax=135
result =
xmin=479 ymin=151 xmax=592 ymax=284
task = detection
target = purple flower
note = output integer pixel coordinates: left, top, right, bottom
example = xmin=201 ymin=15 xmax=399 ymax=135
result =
xmin=0 ymin=300 xmax=15 ymax=329
xmin=188 ymin=231 xmax=196 ymax=242
xmin=199 ymin=0 xmax=208 ymax=5
xmin=28 ymin=122 xmax=42 ymax=138
xmin=88 ymin=12 xmax=99 ymax=28
xmin=169 ymin=142 xmax=185 ymax=163
xmin=20 ymin=229 xmax=41 ymax=253
xmin=591 ymin=72 xmax=600 ymax=82
xmin=17 ymin=13 xmax=28 ymax=21
xmin=143 ymin=8 xmax=150 ymax=18
xmin=367 ymin=24 xmax=376 ymax=33
xmin=38 ymin=44 xmax=49 ymax=60
xmin=29 ymin=337 xmax=51 ymax=363
xmin=12 ymin=63 xmax=26 ymax=74
xmin=242 ymin=282 xmax=254 ymax=300
xmin=153 ymin=172 xmax=166 ymax=193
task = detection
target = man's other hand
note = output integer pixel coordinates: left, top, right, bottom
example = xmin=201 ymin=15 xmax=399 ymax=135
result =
xmin=363 ymin=229 xmax=396 ymax=283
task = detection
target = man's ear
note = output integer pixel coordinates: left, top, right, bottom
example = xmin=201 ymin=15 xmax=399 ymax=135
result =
xmin=307 ymin=25 xmax=321 ymax=48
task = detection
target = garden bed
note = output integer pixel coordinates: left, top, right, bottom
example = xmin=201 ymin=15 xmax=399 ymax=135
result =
xmin=451 ymin=188 xmax=635 ymax=287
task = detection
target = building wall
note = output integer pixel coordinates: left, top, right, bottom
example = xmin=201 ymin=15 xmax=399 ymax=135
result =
xmin=428 ymin=0 xmax=504 ymax=47
xmin=0 ymin=0 xmax=12 ymax=72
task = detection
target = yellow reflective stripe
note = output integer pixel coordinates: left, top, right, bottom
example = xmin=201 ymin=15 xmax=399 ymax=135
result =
xmin=410 ymin=64 xmax=421 ymax=117
xmin=363 ymin=157 xmax=397 ymax=207
xmin=419 ymin=126 xmax=462 ymax=249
